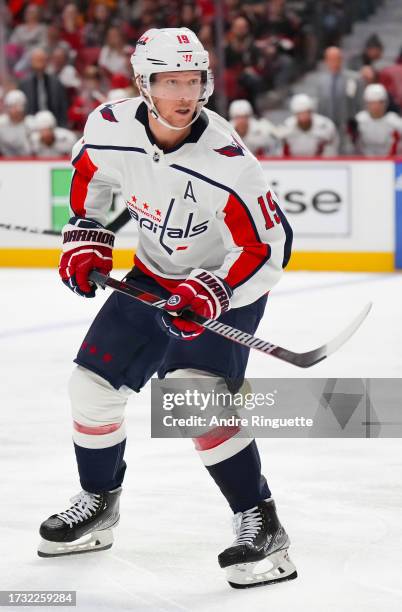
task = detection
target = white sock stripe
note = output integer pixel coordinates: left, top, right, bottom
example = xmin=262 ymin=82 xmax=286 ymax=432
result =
xmin=72 ymin=423 xmax=127 ymax=449
xmin=196 ymin=436 xmax=253 ymax=466
xmin=70 ymin=366 xmax=130 ymax=448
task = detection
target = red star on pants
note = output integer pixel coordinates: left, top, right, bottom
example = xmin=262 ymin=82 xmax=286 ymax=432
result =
xmin=143 ymin=203 xmax=149 ymax=210
xmin=131 ymin=195 xmax=137 ymax=203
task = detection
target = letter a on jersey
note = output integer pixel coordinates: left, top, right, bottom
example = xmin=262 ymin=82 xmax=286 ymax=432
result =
xmin=184 ymin=181 xmax=197 ymax=203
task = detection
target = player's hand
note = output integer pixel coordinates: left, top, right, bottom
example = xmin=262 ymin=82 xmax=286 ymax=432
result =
xmin=158 ymin=269 xmax=232 ymax=340
xmin=59 ymin=216 xmax=114 ymax=297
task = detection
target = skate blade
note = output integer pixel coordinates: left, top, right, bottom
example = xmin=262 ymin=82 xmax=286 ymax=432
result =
xmin=37 ymin=528 xmax=114 ymax=558
xmin=226 ymin=549 xmax=298 ymax=589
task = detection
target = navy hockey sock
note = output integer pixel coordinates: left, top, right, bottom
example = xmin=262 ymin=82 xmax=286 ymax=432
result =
xmin=74 ymin=440 xmax=127 ymax=493
xmin=206 ymin=440 xmax=271 ymax=513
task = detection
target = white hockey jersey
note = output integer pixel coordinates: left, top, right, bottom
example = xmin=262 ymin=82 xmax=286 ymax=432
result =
xmin=278 ymin=113 xmax=339 ymax=157
xmin=31 ymin=126 xmax=77 ymax=158
xmin=70 ymin=97 xmax=292 ymax=308
xmin=0 ymin=115 xmax=34 ymax=157
xmin=353 ymin=111 xmax=402 ymax=156
xmin=230 ymin=117 xmax=279 ymax=156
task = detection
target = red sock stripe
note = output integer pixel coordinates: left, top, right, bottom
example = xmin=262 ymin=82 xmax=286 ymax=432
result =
xmin=193 ymin=425 xmax=241 ymax=451
xmin=222 ymin=193 xmax=270 ymax=288
xmin=70 ymin=149 xmax=98 ymax=217
xmin=73 ymin=421 xmax=122 ymax=435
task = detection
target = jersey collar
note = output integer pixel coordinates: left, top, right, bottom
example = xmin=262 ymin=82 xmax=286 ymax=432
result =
xmin=135 ymin=101 xmax=209 ymax=153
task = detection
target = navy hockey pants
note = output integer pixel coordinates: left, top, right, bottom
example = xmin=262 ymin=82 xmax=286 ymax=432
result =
xmin=73 ymin=268 xmax=271 ymax=512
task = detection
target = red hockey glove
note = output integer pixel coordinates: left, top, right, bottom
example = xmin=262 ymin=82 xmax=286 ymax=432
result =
xmin=158 ymin=269 xmax=232 ymax=341
xmin=59 ymin=217 xmax=114 ymax=297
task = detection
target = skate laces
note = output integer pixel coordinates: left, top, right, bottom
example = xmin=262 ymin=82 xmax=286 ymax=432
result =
xmin=57 ymin=491 xmax=102 ymax=527
xmin=232 ymin=506 xmax=263 ymax=546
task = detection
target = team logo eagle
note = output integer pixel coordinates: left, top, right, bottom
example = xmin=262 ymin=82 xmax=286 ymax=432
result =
xmin=214 ymin=136 xmax=245 ymax=157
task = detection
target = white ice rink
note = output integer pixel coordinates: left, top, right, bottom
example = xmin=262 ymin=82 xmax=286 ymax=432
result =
xmin=1 ymin=269 xmax=402 ymax=612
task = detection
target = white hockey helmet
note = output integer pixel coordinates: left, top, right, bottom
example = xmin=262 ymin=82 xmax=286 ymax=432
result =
xmin=290 ymin=93 xmax=314 ymax=114
xmin=130 ymin=27 xmax=214 ymax=130
xmin=364 ymin=83 xmax=387 ymax=102
xmin=34 ymin=110 xmax=56 ymax=130
xmin=228 ymin=99 xmax=253 ymax=119
xmin=4 ymin=89 xmax=27 ymax=109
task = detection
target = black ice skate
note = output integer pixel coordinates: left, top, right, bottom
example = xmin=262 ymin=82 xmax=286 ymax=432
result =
xmin=218 ymin=498 xmax=297 ymax=588
xmin=37 ymin=487 xmax=121 ymax=557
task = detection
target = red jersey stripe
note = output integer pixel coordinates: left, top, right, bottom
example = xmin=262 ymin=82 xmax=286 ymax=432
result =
xmin=222 ymin=193 xmax=271 ymax=289
xmin=70 ymin=149 xmax=98 ymax=217
xmin=134 ymin=256 xmax=185 ymax=292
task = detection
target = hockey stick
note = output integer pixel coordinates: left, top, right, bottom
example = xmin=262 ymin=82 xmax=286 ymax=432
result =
xmin=89 ymin=270 xmax=372 ymax=369
xmin=0 ymin=208 xmax=131 ymax=236
xmin=0 ymin=222 xmax=60 ymax=236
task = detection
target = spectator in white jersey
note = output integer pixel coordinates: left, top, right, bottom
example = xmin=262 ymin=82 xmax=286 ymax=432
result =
xmin=277 ymin=94 xmax=339 ymax=157
xmin=349 ymin=84 xmax=402 ymax=156
xmin=0 ymin=89 xmax=33 ymax=157
xmin=30 ymin=110 xmax=77 ymax=158
xmin=228 ymin=99 xmax=278 ymax=156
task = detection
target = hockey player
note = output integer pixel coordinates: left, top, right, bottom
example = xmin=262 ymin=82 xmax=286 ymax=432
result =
xmin=349 ymin=83 xmax=402 ymax=156
xmin=278 ymin=93 xmax=339 ymax=157
xmin=228 ymin=99 xmax=279 ymax=156
xmin=0 ymin=89 xmax=33 ymax=157
xmin=30 ymin=110 xmax=77 ymax=158
xmin=38 ymin=28 xmax=296 ymax=589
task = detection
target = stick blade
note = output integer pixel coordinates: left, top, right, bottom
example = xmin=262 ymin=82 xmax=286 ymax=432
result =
xmin=324 ymin=302 xmax=372 ymax=358
xmin=273 ymin=302 xmax=372 ymax=368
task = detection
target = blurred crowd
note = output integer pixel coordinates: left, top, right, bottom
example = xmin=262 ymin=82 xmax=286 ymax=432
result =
xmin=230 ymin=43 xmax=402 ymax=158
xmin=1 ymin=0 xmax=401 ymax=158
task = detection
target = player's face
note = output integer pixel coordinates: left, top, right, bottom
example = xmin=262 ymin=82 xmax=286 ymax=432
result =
xmin=367 ymin=100 xmax=386 ymax=119
xmin=151 ymin=71 xmax=202 ymax=128
xmin=233 ymin=115 xmax=250 ymax=136
xmin=296 ymin=110 xmax=312 ymax=130
xmin=40 ymin=127 xmax=55 ymax=145
xmin=7 ymin=104 xmax=25 ymax=122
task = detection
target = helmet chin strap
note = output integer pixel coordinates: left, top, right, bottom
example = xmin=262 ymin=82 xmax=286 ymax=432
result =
xmin=138 ymin=80 xmax=203 ymax=131
xmin=150 ymin=104 xmax=202 ymax=131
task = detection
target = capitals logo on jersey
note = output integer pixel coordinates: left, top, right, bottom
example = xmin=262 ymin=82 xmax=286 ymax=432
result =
xmin=100 ymin=100 xmax=130 ymax=123
xmin=214 ymin=136 xmax=245 ymax=157
xmin=126 ymin=196 xmax=209 ymax=255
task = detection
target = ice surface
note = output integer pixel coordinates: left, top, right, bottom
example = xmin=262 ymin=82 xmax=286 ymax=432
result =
xmin=0 ymin=270 xmax=401 ymax=611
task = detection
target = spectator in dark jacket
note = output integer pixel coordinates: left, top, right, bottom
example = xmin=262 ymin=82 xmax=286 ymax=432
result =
xmin=348 ymin=34 xmax=384 ymax=71
xmin=224 ymin=16 xmax=263 ymax=102
xmin=19 ymin=47 xmax=68 ymax=127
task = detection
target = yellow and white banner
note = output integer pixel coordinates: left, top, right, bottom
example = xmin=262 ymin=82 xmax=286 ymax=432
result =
xmin=0 ymin=158 xmax=396 ymax=271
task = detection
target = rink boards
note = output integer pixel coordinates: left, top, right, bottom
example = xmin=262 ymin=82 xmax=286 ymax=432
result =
xmin=0 ymin=156 xmax=400 ymax=271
